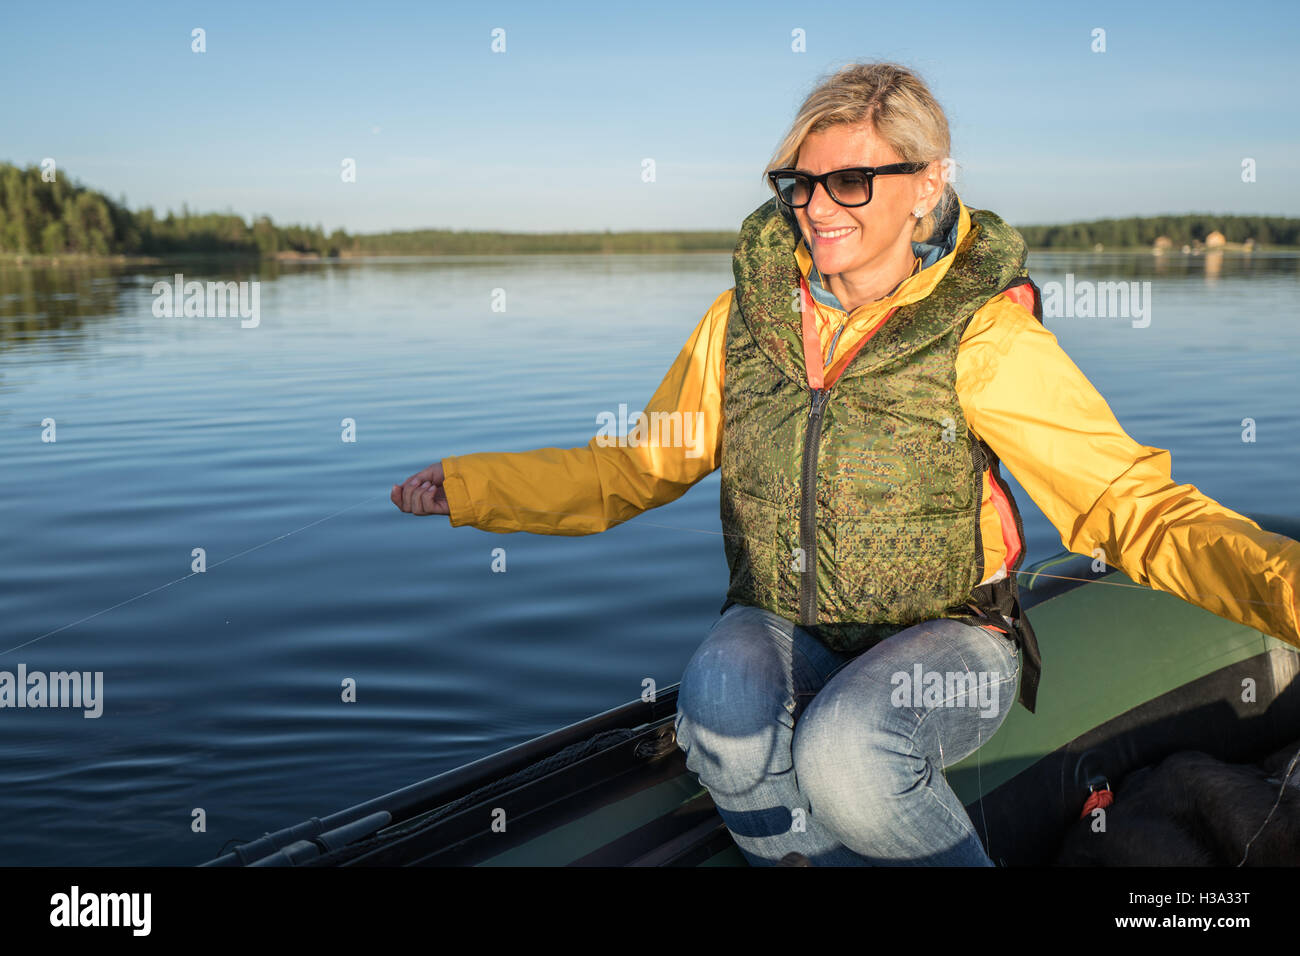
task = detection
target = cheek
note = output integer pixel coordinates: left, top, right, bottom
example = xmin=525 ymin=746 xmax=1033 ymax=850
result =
xmin=856 ymin=207 xmax=907 ymax=245
xmin=849 ymin=214 xmax=883 ymax=249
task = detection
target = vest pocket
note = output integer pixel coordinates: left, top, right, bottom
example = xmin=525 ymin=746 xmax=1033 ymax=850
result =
xmin=720 ymin=488 xmax=780 ymax=607
xmin=831 ymin=511 xmax=979 ymax=622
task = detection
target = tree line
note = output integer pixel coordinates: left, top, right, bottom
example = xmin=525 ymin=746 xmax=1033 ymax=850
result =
xmin=2 ymin=161 xmax=1297 ymax=258
xmin=1015 ymin=214 xmax=1300 ymax=249
xmin=0 ymin=163 xmax=346 ymax=257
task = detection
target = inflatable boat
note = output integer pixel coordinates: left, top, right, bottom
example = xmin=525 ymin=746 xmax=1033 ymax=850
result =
xmin=201 ymin=514 xmax=1300 ymax=867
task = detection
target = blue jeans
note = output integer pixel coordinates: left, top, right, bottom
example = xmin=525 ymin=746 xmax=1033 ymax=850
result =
xmin=674 ymin=603 xmax=1021 ymax=866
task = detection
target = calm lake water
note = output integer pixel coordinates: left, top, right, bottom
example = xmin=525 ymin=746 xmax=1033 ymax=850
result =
xmin=1 ymin=249 xmax=1298 ymax=865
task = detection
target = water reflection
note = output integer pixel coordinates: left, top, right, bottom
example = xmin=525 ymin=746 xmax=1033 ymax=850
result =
xmin=1027 ymin=249 xmax=1298 ymax=281
xmin=0 ymin=252 xmax=740 ymax=351
xmin=4 ymin=251 xmax=1293 ymax=346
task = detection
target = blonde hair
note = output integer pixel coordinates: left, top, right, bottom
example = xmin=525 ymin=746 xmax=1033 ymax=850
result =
xmin=765 ymin=62 xmax=957 ymax=244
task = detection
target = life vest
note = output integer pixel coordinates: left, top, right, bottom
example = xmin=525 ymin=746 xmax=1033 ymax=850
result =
xmin=720 ymin=196 xmax=1043 ymax=712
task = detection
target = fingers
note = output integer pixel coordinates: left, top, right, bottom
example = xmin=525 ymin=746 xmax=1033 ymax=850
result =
xmin=392 ymin=478 xmax=449 ymax=516
xmin=392 ymin=461 xmax=449 ymax=516
xmin=409 ymin=481 xmax=449 ymax=516
xmin=402 ymin=479 xmax=425 ymax=513
xmin=405 ymin=461 xmax=444 ymax=486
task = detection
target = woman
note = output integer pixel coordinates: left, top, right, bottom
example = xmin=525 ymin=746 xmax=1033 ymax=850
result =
xmin=391 ymin=63 xmax=1300 ymax=866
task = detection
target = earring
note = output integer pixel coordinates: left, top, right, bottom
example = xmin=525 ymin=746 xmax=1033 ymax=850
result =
xmin=913 ymin=207 xmax=925 ymax=218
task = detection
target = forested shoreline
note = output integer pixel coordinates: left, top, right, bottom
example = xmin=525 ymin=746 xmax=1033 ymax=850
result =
xmin=2 ymin=161 xmax=1297 ymax=260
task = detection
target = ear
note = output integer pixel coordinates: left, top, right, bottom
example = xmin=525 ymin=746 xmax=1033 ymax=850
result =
xmin=921 ymin=162 xmax=946 ymax=204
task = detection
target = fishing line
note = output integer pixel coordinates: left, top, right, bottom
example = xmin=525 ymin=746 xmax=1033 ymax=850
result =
xmin=6 ymin=493 xmax=1294 ymax=660
xmin=9 ymin=481 xmax=1296 ymax=867
xmin=478 ymin=503 xmax=1297 ymax=610
xmin=0 ymin=491 xmax=386 ymax=658
xmin=1237 ymin=742 xmax=1300 ymax=866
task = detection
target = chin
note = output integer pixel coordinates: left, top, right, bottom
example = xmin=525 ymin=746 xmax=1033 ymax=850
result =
xmin=812 ymin=244 xmax=864 ymax=276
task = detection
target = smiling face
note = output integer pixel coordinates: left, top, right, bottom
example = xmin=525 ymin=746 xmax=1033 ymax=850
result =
xmin=791 ymin=123 xmax=939 ymax=301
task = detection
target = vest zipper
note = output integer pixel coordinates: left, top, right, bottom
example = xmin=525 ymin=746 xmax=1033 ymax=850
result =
xmin=799 ymin=387 xmax=831 ymax=625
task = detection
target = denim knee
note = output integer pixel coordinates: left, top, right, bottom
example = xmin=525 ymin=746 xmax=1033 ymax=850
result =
xmin=674 ymin=607 xmax=796 ymax=794
xmin=791 ymin=676 xmax=922 ymax=806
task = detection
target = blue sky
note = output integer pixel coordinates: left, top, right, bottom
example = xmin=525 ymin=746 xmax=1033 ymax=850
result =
xmin=3 ymin=0 xmax=1297 ymax=233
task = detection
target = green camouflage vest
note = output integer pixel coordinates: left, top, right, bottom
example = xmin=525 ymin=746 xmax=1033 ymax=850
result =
xmin=721 ymin=196 xmax=1031 ymax=665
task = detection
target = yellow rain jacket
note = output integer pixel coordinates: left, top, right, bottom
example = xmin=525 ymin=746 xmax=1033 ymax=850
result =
xmin=440 ymin=199 xmax=1300 ymax=648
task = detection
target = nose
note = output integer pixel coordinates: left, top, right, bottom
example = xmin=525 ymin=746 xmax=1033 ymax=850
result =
xmin=804 ymin=179 xmax=838 ymax=221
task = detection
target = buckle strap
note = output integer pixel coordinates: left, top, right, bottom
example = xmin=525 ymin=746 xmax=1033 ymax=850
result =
xmin=961 ymin=586 xmax=1041 ymax=714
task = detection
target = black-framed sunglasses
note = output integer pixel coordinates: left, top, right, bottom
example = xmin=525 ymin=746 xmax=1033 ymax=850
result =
xmin=766 ymin=162 xmax=930 ymax=208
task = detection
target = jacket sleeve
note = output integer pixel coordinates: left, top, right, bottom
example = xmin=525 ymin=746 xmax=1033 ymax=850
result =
xmin=438 ymin=290 xmax=730 ymax=535
xmin=957 ymin=294 xmax=1300 ymax=647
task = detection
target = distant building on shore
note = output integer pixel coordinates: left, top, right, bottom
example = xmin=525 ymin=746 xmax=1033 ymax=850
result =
xmin=1205 ymin=231 xmax=1226 ymax=248
xmin=1153 ymin=235 xmax=1173 ymax=255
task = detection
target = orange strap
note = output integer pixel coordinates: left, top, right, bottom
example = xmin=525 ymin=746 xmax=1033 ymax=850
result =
xmin=988 ymin=479 xmax=1023 ymax=569
xmin=1080 ymin=787 xmax=1114 ymax=819
xmin=799 ymin=276 xmax=899 ymax=389
xmin=798 ymin=281 xmax=826 ymax=390
xmin=1002 ymin=281 xmax=1036 ymax=313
